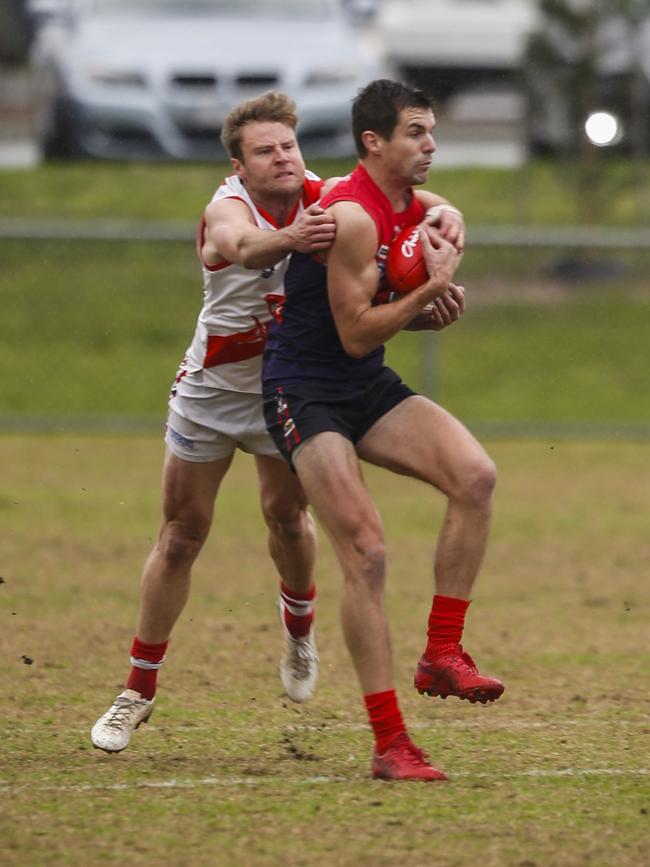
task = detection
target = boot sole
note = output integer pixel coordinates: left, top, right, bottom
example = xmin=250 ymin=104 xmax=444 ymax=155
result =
xmin=416 ymin=685 xmax=504 ymax=704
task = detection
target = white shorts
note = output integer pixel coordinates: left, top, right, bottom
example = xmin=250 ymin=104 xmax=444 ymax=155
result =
xmin=166 ymin=384 xmax=280 ymax=463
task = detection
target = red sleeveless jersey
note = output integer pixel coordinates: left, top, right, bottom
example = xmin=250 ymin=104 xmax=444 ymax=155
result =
xmin=263 ymin=163 xmax=425 ymax=386
xmin=321 ymin=162 xmax=425 ymax=295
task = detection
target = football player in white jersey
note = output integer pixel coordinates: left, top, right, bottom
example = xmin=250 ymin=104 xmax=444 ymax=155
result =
xmin=91 ymin=92 xmax=335 ymax=753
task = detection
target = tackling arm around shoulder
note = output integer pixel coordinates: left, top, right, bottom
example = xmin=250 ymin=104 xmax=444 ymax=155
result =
xmin=327 ymin=203 xmax=462 ymax=358
xmin=202 ymin=198 xmax=335 ymax=270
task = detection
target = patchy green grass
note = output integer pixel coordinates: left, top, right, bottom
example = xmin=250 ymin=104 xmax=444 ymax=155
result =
xmin=2 ymin=158 xmax=650 ymax=224
xmin=1 ymin=236 xmax=649 ymax=429
xmin=2 ymin=160 xmax=649 ymax=432
xmin=1 ymin=435 xmax=649 ymax=867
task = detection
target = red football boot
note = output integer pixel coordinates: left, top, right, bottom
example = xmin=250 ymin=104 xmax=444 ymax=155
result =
xmin=372 ymin=734 xmax=448 ymax=782
xmin=414 ymin=645 xmax=505 ymax=704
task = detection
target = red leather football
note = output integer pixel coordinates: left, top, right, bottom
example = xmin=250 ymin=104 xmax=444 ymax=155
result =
xmin=385 ymin=224 xmax=428 ymax=294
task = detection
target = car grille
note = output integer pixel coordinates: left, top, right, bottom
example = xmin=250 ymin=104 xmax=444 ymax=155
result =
xmin=168 ymin=73 xmax=280 ymax=91
xmin=235 ymin=74 xmax=279 ymax=88
xmin=171 ymin=74 xmax=218 ymax=88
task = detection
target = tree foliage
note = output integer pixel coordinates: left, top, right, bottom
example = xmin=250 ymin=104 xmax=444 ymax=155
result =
xmin=523 ymin=0 xmax=650 ymax=154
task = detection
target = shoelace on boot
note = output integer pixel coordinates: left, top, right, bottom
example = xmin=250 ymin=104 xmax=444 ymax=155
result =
xmin=104 ymin=696 xmax=147 ymax=731
xmin=383 ymin=735 xmax=430 ymax=768
xmin=442 ymin=645 xmax=478 ymax=674
xmin=287 ymin=636 xmax=318 ymax=681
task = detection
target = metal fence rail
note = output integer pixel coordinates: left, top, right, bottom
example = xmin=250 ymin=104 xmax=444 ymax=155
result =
xmin=1 ymin=221 xmax=648 ymax=438
xmin=2 ymin=217 xmax=650 ymax=248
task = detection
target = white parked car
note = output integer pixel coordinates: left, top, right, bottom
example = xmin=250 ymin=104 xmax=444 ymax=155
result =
xmin=30 ymin=0 xmax=384 ymax=159
xmin=376 ymin=0 xmax=538 ymax=101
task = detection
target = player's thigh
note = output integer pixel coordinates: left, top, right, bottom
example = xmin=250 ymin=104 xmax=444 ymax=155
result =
xmin=293 ymin=432 xmax=383 ymax=542
xmin=255 ymin=453 xmax=308 ymax=522
xmin=356 ymin=395 xmax=495 ymax=496
xmin=161 ymin=448 xmax=233 ymax=533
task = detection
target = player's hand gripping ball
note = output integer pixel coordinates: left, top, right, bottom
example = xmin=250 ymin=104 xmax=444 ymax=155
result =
xmin=385 ymin=224 xmax=427 ymax=294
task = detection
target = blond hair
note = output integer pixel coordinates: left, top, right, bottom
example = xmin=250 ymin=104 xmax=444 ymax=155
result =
xmin=221 ymin=91 xmax=298 ymax=160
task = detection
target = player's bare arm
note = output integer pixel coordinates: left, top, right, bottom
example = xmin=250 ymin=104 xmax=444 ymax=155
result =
xmin=202 ymin=197 xmax=335 ymax=270
xmin=327 ymin=202 xmax=461 ymax=358
xmin=415 ymin=189 xmax=465 ymax=252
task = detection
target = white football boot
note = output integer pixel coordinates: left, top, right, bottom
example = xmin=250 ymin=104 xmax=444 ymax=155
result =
xmin=279 ymin=603 xmax=319 ymax=703
xmin=91 ymin=689 xmax=155 ymax=753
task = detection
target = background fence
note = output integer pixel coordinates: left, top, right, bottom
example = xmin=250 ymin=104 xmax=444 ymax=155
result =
xmin=2 ymin=222 xmax=649 ymax=438
xmin=2 ymin=156 xmax=649 ymax=439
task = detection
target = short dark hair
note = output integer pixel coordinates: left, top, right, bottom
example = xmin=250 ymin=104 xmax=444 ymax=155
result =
xmin=221 ymin=90 xmax=298 ymax=161
xmin=351 ymin=79 xmax=435 ymax=157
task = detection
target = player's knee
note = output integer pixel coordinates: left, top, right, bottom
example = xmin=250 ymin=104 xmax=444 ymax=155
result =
xmin=349 ymin=525 xmax=386 ymax=588
xmin=360 ymin=543 xmax=387 ymax=587
xmin=454 ymin=455 xmax=497 ymax=508
xmin=269 ymin=508 xmax=313 ymax=544
xmin=261 ymin=483 xmax=308 ymax=528
xmin=263 ymin=491 xmax=311 ymax=538
xmin=159 ymin=519 xmax=208 ymax=568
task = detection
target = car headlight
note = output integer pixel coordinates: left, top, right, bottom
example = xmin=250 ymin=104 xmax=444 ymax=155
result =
xmin=86 ymin=69 xmax=147 ymax=88
xmin=304 ymin=67 xmax=358 ymax=87
xmin=584 ymin=111 xmax=622 ymax=147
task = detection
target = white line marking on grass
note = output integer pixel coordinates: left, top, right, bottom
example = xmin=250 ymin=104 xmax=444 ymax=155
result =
xmin=0 ymin=768 xmax=647 ymax=795
xmin=2 ymin=717 xmax=646 ymax=738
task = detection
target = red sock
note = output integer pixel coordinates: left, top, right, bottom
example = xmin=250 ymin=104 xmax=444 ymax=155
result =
xmin=280 ymin=581 xmax=316 ymax=639
xmin=364 ymin=689 xmax=407 ymax=754
xmin=425 ymin=595 xmax=470 ymax=660
xmin=125 ymin=637 xmax=168 ymax=701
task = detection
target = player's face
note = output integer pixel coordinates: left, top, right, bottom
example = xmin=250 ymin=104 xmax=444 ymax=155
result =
xmin=233 ymin=121 xmax=306 ymax=199
xmin=382 ymin=107 xmax=436 ymax=186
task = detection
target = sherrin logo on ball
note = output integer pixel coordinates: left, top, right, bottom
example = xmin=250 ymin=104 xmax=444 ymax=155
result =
xmin=400 ymin=226 xmax=419 ymax=258
xmin=385 ymin=224 xmax=428 ymax=294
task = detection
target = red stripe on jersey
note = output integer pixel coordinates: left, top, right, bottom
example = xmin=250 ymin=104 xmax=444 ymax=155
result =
xmin=203 ymin=318 xmax=270 ymax=368
xmin=303 ymin=177 xmax=325 ymax=207
xmin=257 ymin=178 xmax=325 ymax=227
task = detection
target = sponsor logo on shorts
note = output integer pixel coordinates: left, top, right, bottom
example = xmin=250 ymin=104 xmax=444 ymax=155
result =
xmin=167 ymin=425 xmax=195 ymax=451
xmin=275 ymin=387 xmax=301 ymax=452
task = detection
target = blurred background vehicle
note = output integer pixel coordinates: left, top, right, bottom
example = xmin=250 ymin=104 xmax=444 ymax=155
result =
xmin=3 ymin=0 xmax=649 ymax=165
xmin=377 ymin=0 xmax=537 ymax=101
xmin=375 ymin=0 xmax=539 ymax=166
xmin=28 ymin=0 xmax=384 ymax=160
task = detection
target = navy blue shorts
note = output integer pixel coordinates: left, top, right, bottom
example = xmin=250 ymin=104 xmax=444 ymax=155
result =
xmin=263 ymin=366 xmax=416 ymax=468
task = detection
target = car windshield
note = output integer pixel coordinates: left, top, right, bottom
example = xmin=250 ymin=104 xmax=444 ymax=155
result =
xmin=88 ymin=0 xmax=335 ymax=18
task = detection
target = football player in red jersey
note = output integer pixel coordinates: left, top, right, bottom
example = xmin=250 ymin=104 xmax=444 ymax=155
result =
xmin=263 ymin=79 xmax=503 ymax=781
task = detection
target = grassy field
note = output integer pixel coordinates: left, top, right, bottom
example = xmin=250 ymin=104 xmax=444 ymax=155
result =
xmin=2 ymin=161 xmax=649 ymax=431
xmin=1 ymin=433 xmax=649 ymax=867
xmin=2 ymin=236 xmax=650 ymax=428
xmin=0 ymin=161 xmax=650 ymax=435
xmin=2 ymin=158 xmax=650 ymax=225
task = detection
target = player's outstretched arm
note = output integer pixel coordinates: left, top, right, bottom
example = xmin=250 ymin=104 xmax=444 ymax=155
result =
xmin=202 ymin=199 xmax=335 ymax=270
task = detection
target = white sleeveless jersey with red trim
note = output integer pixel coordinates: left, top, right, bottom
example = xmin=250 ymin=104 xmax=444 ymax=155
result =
xmin=173 ymin=170 xmax=323 ymax=396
